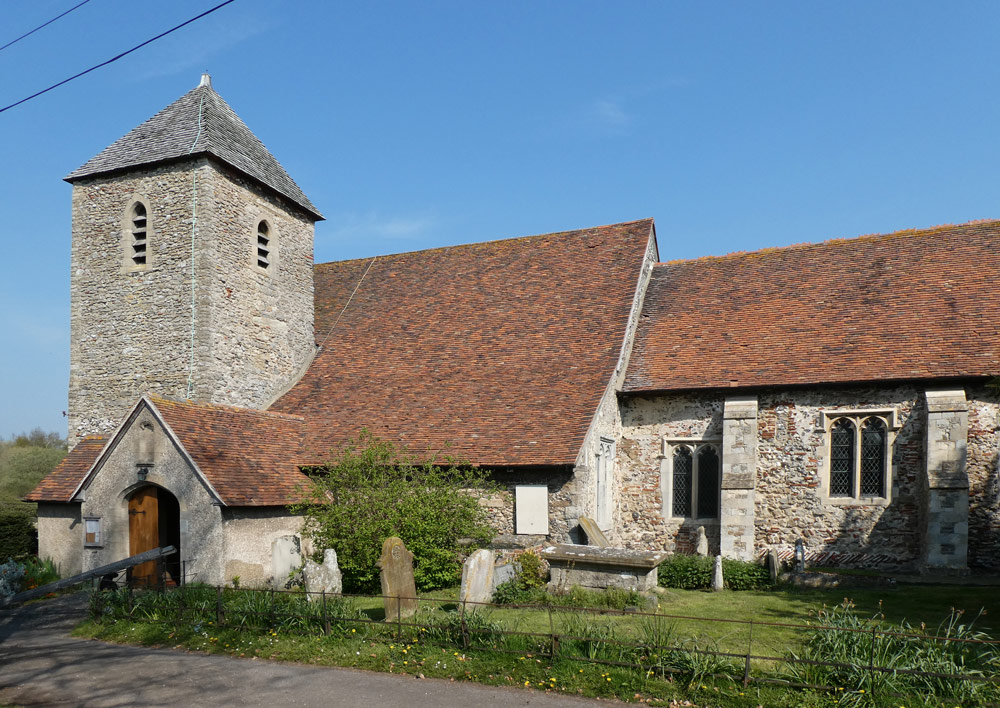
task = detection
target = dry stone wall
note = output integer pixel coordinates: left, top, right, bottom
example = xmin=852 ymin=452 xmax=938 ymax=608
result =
xmin=68 ymin=158 xmax=315 ymax=446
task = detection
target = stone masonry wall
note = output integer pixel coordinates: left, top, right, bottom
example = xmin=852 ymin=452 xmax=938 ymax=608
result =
xmin=617 ymin=392 xmax=724 ymax=553
xmin=78 ymin=401 xmax=226 ymax=585
xmin=967 ymin=385 xmax=1000 ymax=569
xmin=68 ymin=158 xmax=315 ymax=446
xmin=756 ymin=386 xmax=924 ymax=569
xmin=568 ymin=227 xmax=659 ymax=545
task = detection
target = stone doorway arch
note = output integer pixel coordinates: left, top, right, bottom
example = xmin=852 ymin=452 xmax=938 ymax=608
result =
xmin=126 ymin=484 xmax=181 ymax=586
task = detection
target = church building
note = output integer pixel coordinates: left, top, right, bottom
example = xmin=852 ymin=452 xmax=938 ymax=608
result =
xmin=28 ymin=76 xmax=1000 ymax=585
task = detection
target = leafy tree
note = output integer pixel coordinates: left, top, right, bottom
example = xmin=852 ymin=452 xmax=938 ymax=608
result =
xmin=7 ymin=427 xmax=67 ymax=450
xmin=293 ymin=431 xmax=496 ymax=593
xmin=0 ymin=443 xmax=66 ymax=505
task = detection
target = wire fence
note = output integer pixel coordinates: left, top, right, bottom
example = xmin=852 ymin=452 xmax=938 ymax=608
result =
xmin=90 ymin=583 xmax=1000 ymax=706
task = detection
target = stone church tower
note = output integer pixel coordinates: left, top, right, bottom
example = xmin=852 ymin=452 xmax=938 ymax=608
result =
xmin=65 ymin=75 xmax=322 ymax=445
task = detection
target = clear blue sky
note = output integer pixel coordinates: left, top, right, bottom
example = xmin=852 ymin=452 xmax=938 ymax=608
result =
xmin=2 ymin=1 xmax=999 ymax=440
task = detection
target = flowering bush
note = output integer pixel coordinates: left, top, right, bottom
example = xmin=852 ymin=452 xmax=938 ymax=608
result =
xmin=0 ymin=559 xmax=26 ymax=601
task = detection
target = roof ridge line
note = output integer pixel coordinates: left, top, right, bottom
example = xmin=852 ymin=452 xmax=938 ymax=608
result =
xmin=658 ymin=217 xmax=1000 ymax=267
xmin=148 ymin=394 xmax=306 ymax=422
xmin=315 ymin=217 xmax=654 ymax=268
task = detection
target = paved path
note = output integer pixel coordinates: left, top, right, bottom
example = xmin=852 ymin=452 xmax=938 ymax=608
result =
xmin=0 ymin=594 xmax=620 ymax=708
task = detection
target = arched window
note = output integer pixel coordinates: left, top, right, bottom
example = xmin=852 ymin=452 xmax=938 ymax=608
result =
xmin=256 ymin=220 xmax=270 ymax=270
xmin=860 ymin=418 xmax=887 ymax=497
xmin=669 ymin=443 xmax=721 ymax=519
xmin=696 ymin=446 xmax=720 ymax=518
xmin=830 ymin=418 xmax=855 ymax=496
xmin=672 ymin=447 xmax=692 ymax=517
xmin=130 ymin=202 xmax=147 ymax=266
xmin=826 ymin=414 xmax=892 ymax=500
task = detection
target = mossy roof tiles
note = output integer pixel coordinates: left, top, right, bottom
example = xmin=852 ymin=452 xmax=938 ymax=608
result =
xmin=273 ymin=219 xmax=656 ymax=467
xmin=623 ymin=220 xmax=1000 ymax=392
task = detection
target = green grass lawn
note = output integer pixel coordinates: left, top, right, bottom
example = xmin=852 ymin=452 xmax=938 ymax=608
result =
xmin=75 ymin=581 xmax=1000 ymax=708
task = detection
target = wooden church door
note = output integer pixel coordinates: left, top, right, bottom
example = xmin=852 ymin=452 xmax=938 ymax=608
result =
xmin=128 ymin=487 xmax=159 ymax=586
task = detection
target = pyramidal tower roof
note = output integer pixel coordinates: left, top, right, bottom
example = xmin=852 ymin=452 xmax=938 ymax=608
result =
xmin=66 ymin=74 xmax=322 ymax=220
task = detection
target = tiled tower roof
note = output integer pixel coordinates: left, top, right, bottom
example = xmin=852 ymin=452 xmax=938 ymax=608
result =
xmin=65 ymin=75 xmax=321 ymax=220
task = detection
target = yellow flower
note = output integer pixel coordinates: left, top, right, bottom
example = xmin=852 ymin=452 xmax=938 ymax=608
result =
xmin=351 ymin=629 xmax=356 ymax=633
xmin=524 ymin=681 xmax=530 ymax=686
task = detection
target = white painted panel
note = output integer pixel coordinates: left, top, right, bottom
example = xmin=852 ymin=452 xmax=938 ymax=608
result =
xmin=515 ymin=485 xmax=549 ymax=535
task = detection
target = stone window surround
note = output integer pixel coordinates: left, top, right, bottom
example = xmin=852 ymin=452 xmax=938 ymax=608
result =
xmin=659 ymin=436 xmax=723 ymax=522
xmin=252 ymin=213 xmax=277 ymax=275
xmin=818 ymin=408 xmax=901 ymax=506
xmin=595 ymin=437 xmax=615 ymax=530
xmin=83 ymin=516 xmax=103 ymax=547
xmin=121 ymin=196 xmax=152 ymax=274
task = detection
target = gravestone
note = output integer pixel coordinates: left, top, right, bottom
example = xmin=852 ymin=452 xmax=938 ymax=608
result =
xmin=459 ymin=549 xmax=496 ymax=608
xmin=493 ymin=562 xmax=516 ymax=588
xmin=377 ymin=537 xmax=418 ymax=620
xmin=695 ymin=526 xmax=709 ymax=556
xmin=767 ymin=549 xmax=780 ymax=585
xmin=541 ymin=544 xmax=667 ymax=592
xmin=304 ymin=548 xmax=342 ymax=600
xmin=711 ymin=555 xmax=724 ymax=592
xmin=579 ymin=517 xmax=612 ymax=548
xmin=271 ymin=535 xmax=302 ymax=589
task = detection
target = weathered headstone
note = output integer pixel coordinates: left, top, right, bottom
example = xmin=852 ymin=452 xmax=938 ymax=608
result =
xmin=711 ymin=555 xmax=724 ymax=592
xmin=304 ymin=548 xmax=343 ymax=600
xmin=459 ymin=549 xmax=496 ymax=608
xmin=767 ymin=548 xmax=780 ymax=585
xmin=271 ymin=535 xmax=301 ymax=589
xmin=377 ymin=537 xmax=418 ymax=620
xmin=493 ymin=562 xmax=516 ymax=588
xmin=579 ymin=517 xmax=612 ymax=548
xmin=795 ymin=538 xmax=806 ymax=572
xmin=695 ymin=526 xmax=709 ymax=556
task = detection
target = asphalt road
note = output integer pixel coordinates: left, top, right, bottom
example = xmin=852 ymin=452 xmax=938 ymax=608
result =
xmin=0 ymin=594 xmax=622 ymax=708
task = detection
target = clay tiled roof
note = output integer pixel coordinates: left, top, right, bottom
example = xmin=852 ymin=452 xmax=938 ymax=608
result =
xmin=65 ymin=78 xmax=321 ymax=220
xmin=24 ymin=436 xmax=106 ymax=503
xmin=151 ymin=396 xmax=310 ymax=506
xmin=273 ymin=219 xmax=655 ymax=467
xmin=624 ymin=220 xmax=1000 ymax=392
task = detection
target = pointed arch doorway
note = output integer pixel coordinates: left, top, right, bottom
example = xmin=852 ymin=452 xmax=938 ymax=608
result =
xmin=127 ymin=485 xmax=181 ymax=586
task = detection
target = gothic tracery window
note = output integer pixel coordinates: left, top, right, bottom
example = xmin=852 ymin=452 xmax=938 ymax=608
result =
xmin=669 ymin=443 xmax=720 ymax=519
xmin=828 ymin=415 xmax=889 ymax=499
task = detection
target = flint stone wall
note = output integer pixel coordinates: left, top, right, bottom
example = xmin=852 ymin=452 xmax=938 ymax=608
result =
xmin=68 ymin=158 xmax=314 ymax=446
xmin=615 ymin=385 xmax=998 ymax=570
xmin=617 ymin=392 xmax=724 ymax=553
xmin=967 ymin=385 xmax=1000 ymax=569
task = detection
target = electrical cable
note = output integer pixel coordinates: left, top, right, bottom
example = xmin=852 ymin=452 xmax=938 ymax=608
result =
xmin=0 ymin=0 xmax=236 ymax=115
xmin=0 ymin=0 xmax=94 ymax=54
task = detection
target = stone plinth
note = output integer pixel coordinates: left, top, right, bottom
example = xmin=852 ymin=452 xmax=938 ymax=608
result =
xmin=541 ymin=544 xmax=667 ymax=593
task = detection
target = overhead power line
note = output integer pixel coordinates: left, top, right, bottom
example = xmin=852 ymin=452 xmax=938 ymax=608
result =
xmin=0 ymin=0 xmax=237 ymax=115
xmin=0 ymin=0 xmax=94 ymax=54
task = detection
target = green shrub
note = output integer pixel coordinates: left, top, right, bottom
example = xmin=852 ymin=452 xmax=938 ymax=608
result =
xmin=657 ymin=554 xmax=770 ymax=590
xmin=293 ymin=431 xmax=496 ymax=593
xmin=658 ymin=554 xmax=713 ymax=589
xmin=517 ymin=549 xmax=547 ymax=588
xmin=720 ymin=558 xmax=770 ymax=590
xmin=0 ymin=504 xmax=37 ymax=561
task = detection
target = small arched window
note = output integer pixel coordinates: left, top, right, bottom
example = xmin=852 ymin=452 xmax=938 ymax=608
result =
xmin=860 ymin=418 xmax=887 ymax=497
xmin=256 ymin=221 xmax=270 ymax=270
xmin=130 ymin=202 xmax=148 ymax=266
xmin=830 ymin=418 xmax=855 ymax=496
xmin=672 ymin=447 xmax=693 ymax=517
xmin=696 ymin=446 xmax=720 ymax=518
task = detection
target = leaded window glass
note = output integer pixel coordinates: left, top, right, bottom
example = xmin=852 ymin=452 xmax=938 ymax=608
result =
xmin=672 ymin=447 xmax=692 ymax=517
xmin=830 ymin=418 xmax=854 ymax=496
xmin=696 ymin=446 xmax=719 ymax=518
xmin=860 ymin=418 xmax=886 ymax=496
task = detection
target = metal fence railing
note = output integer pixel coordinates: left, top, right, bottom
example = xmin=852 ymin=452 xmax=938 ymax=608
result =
xmin=90 ymin=583 xmax=1000 ymax=706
